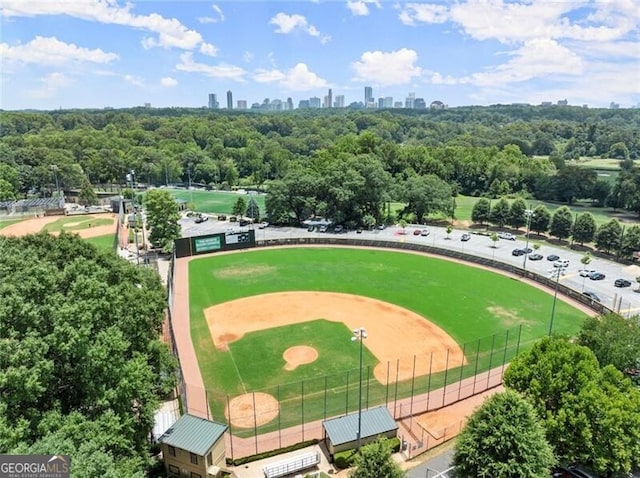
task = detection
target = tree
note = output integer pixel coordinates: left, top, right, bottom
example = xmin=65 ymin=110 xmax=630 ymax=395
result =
xmin=232 ymin=196 xmax=247 ymax=217
xmin=453 ymin=390 xmax=554 ymax=478
xmin=580 ymin=253 xmax=592 ymax=291
xmin=0 ymin=233 xmax=175 ymax=474
xmin=446 ymin=224 xmax=452 ymax=239
xmin=245 ymin=195 xmax=260 ymax=221
xmin=144 ymin=189 xmax=181 ymax=251
xmin=362 ymin=214 xmax=376 ymax=230
xmin=578 ymin=313 xmax=640 ymax=373
xmin=0 ymin=178 xmax=17 ymax=201
xmin=620 ymin=224 xmax=640 ymax=258
xmin=530 ymin=205 xmax=551 ymax=235
xmin=508 ymin=198 xmax=527 ymax=229
xmin=571 ymin=213 xmax=596 ymax=245
xmin=471 ymin=198 xmax=491 ymax=225
xmin=400 ymin=174 xmax=452 ymax=224
xmin=489 ymin=198 xmax=510 ymax=228
xmin=490 ymin=232 xmax=499 ymax=248
xmin=594 ymin=219 xmax=622 ymax=254
xmin=77 ymin=177 xmax=98 ymax=206
xmin=549 ymin=206 xmax=573 ymax=240
xmin=348 ymin=437 xmax=405 ymax=478
xmin=504 ymin=337 xmax=640 ymax=476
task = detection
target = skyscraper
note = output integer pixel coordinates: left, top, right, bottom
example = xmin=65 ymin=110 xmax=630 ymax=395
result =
xmin=208 ymin=93 xmax=218 ymax=109
xmin=226 ymin=90 xmax=233 ymax=109
xmin=334 ymin=95 xmax=345 ymax=108
xmin=327 ymin=88 xmax=332 ymax=109
xmin=364 ymin=86 xmax=373 ymax=105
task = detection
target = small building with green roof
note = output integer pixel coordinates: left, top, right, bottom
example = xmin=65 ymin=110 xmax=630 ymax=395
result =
xmin=159 ymin=414 xmax=229 ymax=478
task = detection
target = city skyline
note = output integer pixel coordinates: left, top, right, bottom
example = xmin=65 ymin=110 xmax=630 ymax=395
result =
xmin=1 ymin=1 xmax=639 ymax=111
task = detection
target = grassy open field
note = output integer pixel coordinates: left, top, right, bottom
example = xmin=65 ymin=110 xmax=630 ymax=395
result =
xmin=167 ymin=188 xmax=266 ymax=215
xmin=41 ymin=215 xmax=113 ymax=233
xmin=84 ymin=233 xmax=116 ymax=251
xmin=189 ymin=247 xmax=587 ymax=433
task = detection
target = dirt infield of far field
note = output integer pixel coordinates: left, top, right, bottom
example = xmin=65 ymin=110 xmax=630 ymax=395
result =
xmin=0 ymin=213 xmax=117 ymax=239
xmin=204 ymin=291 xmax=466 ymax=384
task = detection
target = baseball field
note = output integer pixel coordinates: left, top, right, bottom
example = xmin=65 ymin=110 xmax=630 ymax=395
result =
xmin=188 ymin=246 xmax=588 ymax=435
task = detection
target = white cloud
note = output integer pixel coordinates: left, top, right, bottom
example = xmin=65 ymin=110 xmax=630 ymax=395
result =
xmin=243 ymin=51 xmax=254 ymax=63
xmin=0 ymin=0 xmax=213 ymax=51
xmin=351 ymin=48 xmax=422 ymax=86
xmin=124 ymin=74 xmax=145 ymax=87
xmin=269 ymin=12 xmax=328 ymax=42
xmin=31 ymin=72 xmax=73 ymax=98
xmin=346 ymin=0 xmax=381 ymax=16
xmin=253 ymin=63 xmax=329 ymax=91
xmin=160 ymin=76 xmax=178 ymax=87
xmin=198 ymin=4 xmax=224 ymax=24
xmin=398 ymin=3 xmax=448 ymax=25
xmin=199 ymin=42 xmax=218 ymax=57
xmin=0 ymin=36 xmax=118 ymax=66
xmin=176 ymin=52 xmax=246 ymax=81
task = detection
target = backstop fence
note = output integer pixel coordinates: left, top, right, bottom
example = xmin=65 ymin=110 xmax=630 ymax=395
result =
xmin=167 ymin=235 xmax=611 ymax=460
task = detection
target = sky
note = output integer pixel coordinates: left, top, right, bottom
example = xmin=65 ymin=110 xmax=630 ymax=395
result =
xmin=1 ymin=0 xmax=639 ymax=111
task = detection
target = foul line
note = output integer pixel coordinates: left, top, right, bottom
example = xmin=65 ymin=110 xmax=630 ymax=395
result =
xmin=227 ymin=347 xmax=248 ymax=394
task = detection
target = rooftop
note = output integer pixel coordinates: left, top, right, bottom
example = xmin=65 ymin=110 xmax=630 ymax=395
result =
xmin=159 ymin=414 xmax=228 ymax=456
xmin=322 ymin=406 xmax=398 ymax=446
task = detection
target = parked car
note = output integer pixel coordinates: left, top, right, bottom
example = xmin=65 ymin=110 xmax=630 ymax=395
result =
xmin=582 ymin=291 xmax=601 ymax=302
xmin=334 ymin=225 xmax=344 ymax=233
xmin=413 ymin=229 xmax=422 ymax=236
xmin=258 ymin=221 xmax=269 ymax=229
xmin=547 ymin=254 xmax=560 ymax=261
xmin=588 ymin=272 xmax=605 ymax=281
xmin=522 ymin=247 xmax=533 ymax=253
xmin=498 ymin=232 xmax=516 ymax=240
xmin=217 ymin=214 xmax=227 ymax=221
xmin=528 ymin=253 xmax=543 ymax=261
xmin=421 ymin=229 xmax=430 ymax=237
xmin=614 ymin=278 xmax=632 ymax=288
xmin=579 ymin=268 xmax=596 ymax=277
xmin=377 ymin=224 xmax=386 ymax=230
xmin=356 ymin=228 xmax=363 ymax=234
xmin=554 ymin=259 xmax=570 ymax=268
xmin=194 ymin=214 xmax=208 ymax=223
xmin=307 ymin=225 xmax=315 ymax=232
xmin=239 ymin=219 xmax=251 ymax=227
xmin=319 ymin=225 xmax=328 ymax=232
xmin=552 ymin=465 xmax=599 ymax=478
xmin=512 ymin=248 xmax=526 ymax=256
xmin=460 ymin=233 xmax=471 ymax=241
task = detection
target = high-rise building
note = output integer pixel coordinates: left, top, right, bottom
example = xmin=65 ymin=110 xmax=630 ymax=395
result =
xmin=405 ymin=92 xmax=415 ymax=109
xmin=298 ymin=99 xmax=310 ymax=109
xmin=226 ymin=90 xmax=233 ymax=109
xmin=287 ymin=97 xmax=294 ymax=110
xmin=383 ymin=97 xmax=393 ymax=108
xmin=327 ymin=89 xmax=333 ymax=108
xmin=364 ymin=86 xmax=373 ymax=105
xmin=208 ymin=93 xmax=218 ymax=109
xmin=334 ymin=95 xmax=345 ymax=108
xmin=378 ymin=97 xmax=384 ymax=109
xmin=309 ymin=96 xmax=321 ymax=108
xmin=237 ymin=100 xmax=247 ymax=110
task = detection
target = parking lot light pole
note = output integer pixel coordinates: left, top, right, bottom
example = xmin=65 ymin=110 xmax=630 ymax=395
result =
xmin=548 ymin=266 xmax=566 ymax=335
xmin=351 ymin=327 xmax=367 ymax=451
xmin=522 ymin=209 xmax=534 ymax=274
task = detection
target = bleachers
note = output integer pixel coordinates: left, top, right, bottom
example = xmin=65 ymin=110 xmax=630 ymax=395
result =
xmin=262 ymin=451 xmax=320 ymax=478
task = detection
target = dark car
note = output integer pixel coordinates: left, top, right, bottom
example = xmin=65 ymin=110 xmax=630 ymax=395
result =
xmin=523 ymin=247 xmax=533 ymax=253
xmin=552 ymin=465 xmax=599 ymax=478
xmin=582 ymin=291 xmax=601 ymax=302
xmin=547 ymin=254 xmax=560 ymax=261
xmin=512 ymin=248 xmax=526 ymax=256
xmin=588 ymin=272 xmax=605 ymax=281
xmin=413 ymin=229 xmax=422 ymax=236
xmin=528 ymin=253 xmax=543 ymax=261
xmin=461 ymin=233 xmax=471 ymax=241
xmin=614 ymin=278 xmax=632 ymax=288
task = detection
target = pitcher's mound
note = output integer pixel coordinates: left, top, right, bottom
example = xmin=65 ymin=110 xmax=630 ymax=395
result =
xmin=283 ymin=345 xmax=318 ymax=370
xmin=225 ymin=392 xmax=279 ymax=428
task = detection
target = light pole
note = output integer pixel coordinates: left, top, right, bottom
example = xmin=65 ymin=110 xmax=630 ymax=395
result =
xmin=522 ymin=209 xmax=535 ymax=274
xmin=50 ymin=165 xmax=61 ymax=199
xmin=351 ymin=327 xmax=367 ymax=451
xmin=548 ymin=265 xmax=566 ymax=335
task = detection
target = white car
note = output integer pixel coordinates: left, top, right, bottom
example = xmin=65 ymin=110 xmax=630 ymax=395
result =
xmin=579 ymin=268 xmax=596 ymax=277
xmin=554 ymin=259 xmax=570 ymax=268
xmin=498 ymin=232 xmax=516 ymax=241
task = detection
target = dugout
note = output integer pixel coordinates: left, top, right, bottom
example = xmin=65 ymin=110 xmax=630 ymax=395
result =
xmin=322 ymin=406 xmax=398 ymax=457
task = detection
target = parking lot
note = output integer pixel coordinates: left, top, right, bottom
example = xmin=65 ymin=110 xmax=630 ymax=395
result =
xmin=180 ymin=215 xmax=640 ymax=317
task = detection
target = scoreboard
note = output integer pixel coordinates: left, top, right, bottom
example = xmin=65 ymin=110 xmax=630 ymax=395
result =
xmin=174 ymin=229 xmax=256 ymax=258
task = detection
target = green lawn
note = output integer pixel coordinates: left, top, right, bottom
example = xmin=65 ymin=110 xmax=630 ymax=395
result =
xmin=84 ymin=233 xmax=116 ymax=251
xmin=167 ymin=189 xmax=266 ymax=215
xmin=189 ymin=247 xmax=587 ymax=433
xmin=41 ymin=216 xmax=113 ymax=233
xmin=0 ymin=218 xmax=24 ymax=230
xmin=446 ymin=195 xmax=639 ymax=228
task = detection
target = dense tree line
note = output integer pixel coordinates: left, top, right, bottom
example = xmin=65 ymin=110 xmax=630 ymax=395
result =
xmin=0 ymin=233 xmax=176 ymax=476
xmin=1 ymin=106 xmax=639 ymax=222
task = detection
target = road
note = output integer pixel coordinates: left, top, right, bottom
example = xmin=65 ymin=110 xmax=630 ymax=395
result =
xmin=180 ymin=217 xmax=640 ymax=317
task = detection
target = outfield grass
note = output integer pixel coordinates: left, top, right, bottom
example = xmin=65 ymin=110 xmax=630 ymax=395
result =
xmin=0 ymin=218 xmax=24 ymax=230
xmin=167 ymin=189 xmax=266 ymax=215
xmin=84 ymin=233 xmax=116 ymax=251
xmin=189 ymin=247 xmax=587 ymax=432
xmin=41 ymin=216 xmax=113 ymax=233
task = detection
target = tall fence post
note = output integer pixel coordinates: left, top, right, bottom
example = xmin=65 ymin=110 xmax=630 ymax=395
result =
xmin=486 ymin=334 xmax=496 ymax=388
xmin=426 ymin=352 xmax=433 ymax=412
xmin=366 ymin=365 xmax=370 ymax=409
xmin=501 ymin=329 xmax=510 ymax=375
xmin=385 ymin=360 xmax=390 ymax=406
xmin=323 ymin=376 xmax=328 ymax=421
xmin=227 ymin=395 xmax=234 ymax=461
xmin=457 ymin=342 xmax=467 ymax=401
xmin=472 ymin=339 xmax=481 ymax=395
xmin=301 ymin=380 xmax=305 ymax=442
xmin=277 ymin=385 xmax=282 ymax=449
xmin=393 ymin=359 xmax=400 ymax=418
xmin=409 ymin=355 xmax=416 ymax=418
xmin=252 ymin=392 xmax=258 ymax=455
xmin=515 ymin=324 xmax=523 ymax=355
xmin=345 ymin=370 xmax=350 ymax=415
xmin=442 ymin=349 xmax=450 ymax=407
